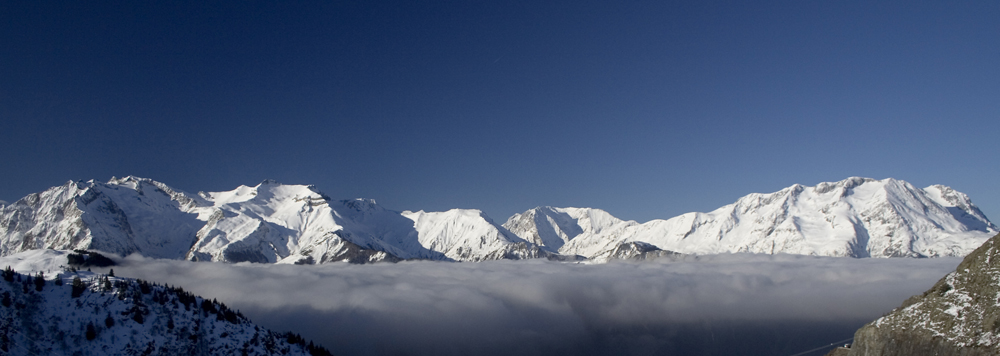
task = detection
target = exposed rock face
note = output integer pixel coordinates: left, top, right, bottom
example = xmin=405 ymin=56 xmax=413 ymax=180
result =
xmin=848 ymin=232 xmax=1000 ymax=356
xmin=594 ymin=241 xmax=681 ymax=262
xmin=826 ymin=347 xmax=852 ymax=356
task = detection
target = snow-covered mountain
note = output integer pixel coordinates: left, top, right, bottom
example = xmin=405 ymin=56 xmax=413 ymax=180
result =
xmin=403 ymin=209 xmax=547 ymax=261
xmin=1 ymin=176 xmax=994 ymax=263
xmin=503 ymin=207 xmax=637 ymax=254
xmin=0 ymin=177 xmax=534 ymax=263
xmin=508 ymin=178 xmax=997 ymax=260
xmin=0 ymin=249 xmax=330 ymax=356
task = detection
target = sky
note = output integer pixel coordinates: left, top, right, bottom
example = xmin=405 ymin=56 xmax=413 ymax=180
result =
xmin=2 ymin=1 xmax=998 ymax=223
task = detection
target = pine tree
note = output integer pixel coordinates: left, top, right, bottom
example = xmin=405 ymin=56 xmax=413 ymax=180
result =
xmin=71 ymin=276 xmax=86 ymax=298
xmin=105 ymin=313 xmax=115 ymax=328
xmin=108 ymin=268 xmax=115 ymax=277
xmin=33 ymin=272 xmax=44 ymax=291
xmin=85 ymin=322 xmax=96 ymax=340
xmin=1 ymin=266 xmax=13 ymax=282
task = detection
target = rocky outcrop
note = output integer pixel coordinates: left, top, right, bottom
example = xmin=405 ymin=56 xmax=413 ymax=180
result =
xmin=593 ymin=241 xmax=681 ymax=262
xmin=847 ymin=232 xmax=1000 ymax=355
xmin=826 ymin=347 xmax=851 ymax=356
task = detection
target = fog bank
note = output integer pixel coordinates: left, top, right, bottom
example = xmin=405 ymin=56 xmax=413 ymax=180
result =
xmin=106 ymin=254 xmax=959 ymax=356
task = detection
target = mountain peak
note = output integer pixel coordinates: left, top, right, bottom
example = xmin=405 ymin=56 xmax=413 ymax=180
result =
xmin=1 ymin=176 xmax=995 ymax=264
xmin=108 ymin=175 xmax=147 ymax=184
xmin=842 ymin=176 xmax=879 ymax=187
xmin=258 ymin=179 xmax=280 ymax=186
xmin=340 ymin=198 xmax=381 ymax=213
xmin=539 ymin=177 xmax=996 ymax=259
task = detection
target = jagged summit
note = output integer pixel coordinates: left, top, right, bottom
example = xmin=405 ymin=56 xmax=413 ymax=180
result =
xmin=0 ymin=177 xmax=536 ymax=264
xmin=506 ymin=177 xmax=996 ymax=259
xmin=0 ymin=176 xmax=994 ymax=264
xmin=502 ymin=207 xmax=636 ymax=254
xmin=403 ymin=208 xmax=545 ymax=261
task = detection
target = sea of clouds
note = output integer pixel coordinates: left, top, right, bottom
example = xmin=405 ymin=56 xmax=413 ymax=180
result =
xmin=102 ymin=254 xmax=958 ymax=356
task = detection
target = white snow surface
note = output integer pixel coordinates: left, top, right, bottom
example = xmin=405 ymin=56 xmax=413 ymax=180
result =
xmin=0 ymin=250 xmax=317 ymax=355
xmin=508 ymin=177 xmax=997 ymax=259
xmin=0 ymin=177 xmax=532 ymax=263
xmin=0 ymin=176 xmax=995 ymax=263
xmin=503 ymin=207 xmax=638 ymax=253
xmin=402 ymin=209 xmax=543 ymax=261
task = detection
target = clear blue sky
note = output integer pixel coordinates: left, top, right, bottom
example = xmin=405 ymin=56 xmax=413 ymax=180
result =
xmin=2 ymin=1 xmax=998 ymax=223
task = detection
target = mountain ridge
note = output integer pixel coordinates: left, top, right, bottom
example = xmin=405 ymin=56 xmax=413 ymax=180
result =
xmin=0 ymin=176 xmax=994 ymax=263
xmin=509 ymin=177 xmax=996 ymax=260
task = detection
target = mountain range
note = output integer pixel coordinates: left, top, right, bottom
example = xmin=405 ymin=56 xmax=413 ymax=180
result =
xmin=0 ymin=176 xmax=995 ymax=263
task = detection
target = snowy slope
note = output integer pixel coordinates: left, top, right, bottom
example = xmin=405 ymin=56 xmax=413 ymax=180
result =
xmin=186 ymin=181 xmax=447 ymax=263
xmin=502 ymin=207 xmax=638 ymax=254
xmin=0 ymin=177 xmax=203 ymax=259
xmin=531 ymin=178 xmax=996 ymax=259
xmin=403 ymin=209 xmax=549 ymax=261
xmin=0 ymin=250 xmax=329 ymax=356
xmin=0 ymin=177 xmax=533 ymax=263
xmin=2 ymin=176 xmax=994 ymax=263
xmin=177 ymin=181 xmax=536 ymax=263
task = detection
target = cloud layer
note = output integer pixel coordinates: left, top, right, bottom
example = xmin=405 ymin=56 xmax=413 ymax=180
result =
xmin=105 ymin=255 xmax=959 ymax=356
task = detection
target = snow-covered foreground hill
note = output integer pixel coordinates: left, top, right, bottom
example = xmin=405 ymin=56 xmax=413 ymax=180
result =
xmin=507 ymin=177 xmax=997 ymax=260
xmin=0 ymin=176 xmax=994 ymax=263
xmin=0 ymin=249 xmax=330 ymax=356
xmin=50 ymin=251 xmax=960 ymax=356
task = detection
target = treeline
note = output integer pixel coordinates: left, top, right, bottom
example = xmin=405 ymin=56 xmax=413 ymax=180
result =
xmin=0 ymin=265 xmax=334 ymax=356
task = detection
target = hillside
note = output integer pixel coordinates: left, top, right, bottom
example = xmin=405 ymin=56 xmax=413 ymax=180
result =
xmin=842 ymin=232 xmax=1000 ymax=355
xmin=0 ymin=250 xmax=330 ymax=356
